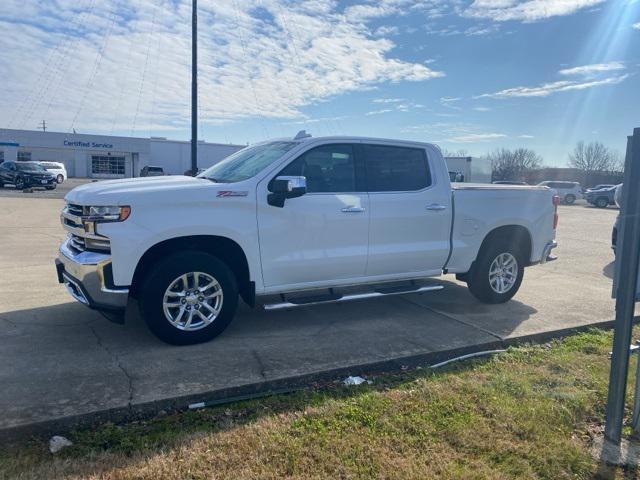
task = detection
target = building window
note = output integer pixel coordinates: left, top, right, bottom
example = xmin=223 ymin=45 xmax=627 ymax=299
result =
xmin=17 ymin=151 xmax=31 ymax=162
xmin=91 ymin=155 xmax=125 ymax=176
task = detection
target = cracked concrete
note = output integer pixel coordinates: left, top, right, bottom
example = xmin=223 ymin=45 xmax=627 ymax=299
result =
xmin=90 ymin=325 xmax=135 ymax=407
xmin=0 ymin=197 xmax=631 ymax=440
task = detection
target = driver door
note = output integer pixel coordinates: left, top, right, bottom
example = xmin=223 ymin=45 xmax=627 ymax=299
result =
xmin=257 ymin=143 xmax=369 ymax=290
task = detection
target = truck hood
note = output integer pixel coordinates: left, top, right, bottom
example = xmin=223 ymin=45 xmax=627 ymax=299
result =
xmin=65 ymin=176 xmax=216 ymax=205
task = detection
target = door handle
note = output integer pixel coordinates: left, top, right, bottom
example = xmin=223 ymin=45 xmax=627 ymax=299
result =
xmin=426 ymin=204 xmax=447 ymax=211
xmin=341 ymin=206 xmax=365 ymax=213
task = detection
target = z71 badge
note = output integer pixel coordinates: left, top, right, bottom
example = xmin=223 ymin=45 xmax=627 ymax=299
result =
xmin=216 ymin=190 xmax=248 ymax=197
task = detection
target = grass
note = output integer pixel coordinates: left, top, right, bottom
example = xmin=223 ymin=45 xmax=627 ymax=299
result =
xmin=1 ymin=328 xmax=639 ymax=479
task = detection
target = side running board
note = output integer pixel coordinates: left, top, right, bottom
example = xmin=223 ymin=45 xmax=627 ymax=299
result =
xmin=263 ymin=285 xmax=443 ymax=311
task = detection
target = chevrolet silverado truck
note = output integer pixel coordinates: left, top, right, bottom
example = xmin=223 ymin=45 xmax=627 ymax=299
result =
xmin=55 ymin=134 xmax=559 ymax=344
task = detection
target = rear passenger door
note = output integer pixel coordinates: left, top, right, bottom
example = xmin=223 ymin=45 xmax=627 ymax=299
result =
xmin=362 ymin=143 xmax=452 ymax=277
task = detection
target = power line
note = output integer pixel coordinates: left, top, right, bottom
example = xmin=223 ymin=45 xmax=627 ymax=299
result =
xmin=69 ymin=9 xmax=118 ymax=132
xmin=131 ymin=0 xmax=160 ymax=136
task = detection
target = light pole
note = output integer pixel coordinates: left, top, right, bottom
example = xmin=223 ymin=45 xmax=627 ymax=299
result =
xmin=190 ymin=0 xmax=198 ymax=175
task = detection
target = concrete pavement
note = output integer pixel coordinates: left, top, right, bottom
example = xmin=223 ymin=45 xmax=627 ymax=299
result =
xmin=0 ymin=196 xmax=624 ymax=440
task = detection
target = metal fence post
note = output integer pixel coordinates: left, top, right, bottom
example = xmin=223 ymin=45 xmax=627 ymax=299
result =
xmin=604 ymin=128 xmax=640 ymax=444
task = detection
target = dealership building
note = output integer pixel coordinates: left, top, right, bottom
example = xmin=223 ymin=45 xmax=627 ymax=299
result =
xmin=0 ymin=129 xmax=244 ymax=178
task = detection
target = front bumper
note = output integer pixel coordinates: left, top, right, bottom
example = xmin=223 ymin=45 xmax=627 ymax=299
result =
xmin=26 ymin=176 xmax=56 ymax=187
xmin=55 ymin=238 xmax=129 ymax=311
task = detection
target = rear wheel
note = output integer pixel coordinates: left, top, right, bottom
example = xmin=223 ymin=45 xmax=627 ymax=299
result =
xmin=56 ymin=174 xmax=64 ymax=183
xmin=139 ymin=251 xmax=238 ymax=345
xmin=15 ymin=176 xmax=25 ymax=189
xmin=564 ymin=194 xmax=576 ymax=205
xmin=467 ymin=241 xmax=525 ymax=304
xmin=595 ymin=197 xmax=609 ymax=208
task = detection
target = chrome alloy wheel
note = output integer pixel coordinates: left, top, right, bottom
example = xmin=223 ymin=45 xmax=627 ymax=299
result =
xmin=488 ymin=253 xmax=518 ymax=294
xmin=162 ymin=272 xmax=223 ymax=331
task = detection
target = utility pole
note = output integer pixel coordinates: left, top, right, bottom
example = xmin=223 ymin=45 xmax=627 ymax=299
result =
xmin=604 ymin=128 xmax=640 ymax=445
xmin=39 ymin=120 xmax=47 ymax=132
xmin=190 ymin=0 xmax=198 ymax=175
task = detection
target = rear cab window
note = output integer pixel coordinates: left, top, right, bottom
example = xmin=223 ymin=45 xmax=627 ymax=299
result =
xmin=362 ymin=144 xmax=431 ymax=192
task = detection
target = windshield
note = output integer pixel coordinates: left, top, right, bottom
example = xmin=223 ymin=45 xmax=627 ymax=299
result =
xmin=16 ymin=163 xmax=46 ymax=172
xmin=198 ymin=141 xmax=298 ymax=183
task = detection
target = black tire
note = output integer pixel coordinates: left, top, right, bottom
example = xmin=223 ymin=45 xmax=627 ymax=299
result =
xmin=139 ymin=251 xmax=238 ymax=345
xmin=595 ymin=197 xmax=609 ymax=208
xmin=564 ymin=194 xmax=576 ymax=205
xmin=467 ymin=240 xmax=525 ymax=304
xmin=56 ymin=174 xmax=64 ymax=183
xmin=15 ymin=176 xmax=24 ymax=189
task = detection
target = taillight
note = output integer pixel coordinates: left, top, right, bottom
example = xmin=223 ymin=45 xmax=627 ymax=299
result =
xmin=552 ymin=194 xmax=559 ymax=230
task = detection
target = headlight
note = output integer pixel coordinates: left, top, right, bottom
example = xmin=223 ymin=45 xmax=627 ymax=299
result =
xmin=86 ymin=206 xmax=131 ymax=222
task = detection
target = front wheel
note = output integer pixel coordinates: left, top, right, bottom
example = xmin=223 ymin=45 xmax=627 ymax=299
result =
xmin=467 ymin=242 xmax=525 ymax=304
xmin=564 ymin=194 xmax=576 ymax=205
xmin=56 ymin=174 xmax=64 ymax=183
xmin=595 ymin=197 xmax=609 ymax=208
xmin=139 ymin=251 xmax=238 ymax=345
xmin=15 ymin=176 xmax=25 ymax=189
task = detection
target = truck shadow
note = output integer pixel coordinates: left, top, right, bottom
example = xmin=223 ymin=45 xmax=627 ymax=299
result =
xmin=0 ymin=280 xmax=536 ymax=347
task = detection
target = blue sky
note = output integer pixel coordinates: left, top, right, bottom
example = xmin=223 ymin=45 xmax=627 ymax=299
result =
xmin=0 ymin=0 xmax=638 ymax=165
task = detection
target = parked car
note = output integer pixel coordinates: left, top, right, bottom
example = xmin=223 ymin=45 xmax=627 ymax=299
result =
xmin=585 ymin=184 xmax=615 ymax=193
xmin=492 ymin=180 xmax=528 ymax=185
xmin=586 ymin=185 xmax=618 ymax=208
xmin=0 ymin=161 xmax=57 ymax=190
xmin=56 ymin=134 xmax=558 ymax=344
xmin=183 ymin=168 xmax=205 ymax=176
xmin=612 ymin=184 xmax=623 ymax=252
xmin=537 ymin=181 xmax=582 ymax=204
xmin=140 ymin=165 xmax=165 ymax=177
xmin=38 ymin=161 xmax=67 ymax=183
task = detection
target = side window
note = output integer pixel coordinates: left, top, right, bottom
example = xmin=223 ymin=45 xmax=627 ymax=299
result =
xmin=278 ymin=144 xmax=356 ymax=193
xmin=363 ymin=144 xmax=431 ymax=192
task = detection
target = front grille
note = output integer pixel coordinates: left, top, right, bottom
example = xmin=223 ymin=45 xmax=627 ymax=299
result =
xmin=69 ymin=234 xmax=86 ymax=253
xmin=67 ymin=203 xmax=85 ymax=216
xmin=62 ymin=203 xmax=111 ymax=254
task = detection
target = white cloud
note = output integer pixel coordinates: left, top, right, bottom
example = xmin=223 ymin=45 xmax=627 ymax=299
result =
xmin=366 ymin=109 xmax=394 ymax=115
xmin=449 ymin=132 xmax=506 ymax=142
xmin=519 ymin=134 xmax=534 ymax=138
xmin=402 ymin=122 xmax=506 ymax=144
xmin=473 ymin=106 xmax=491 ymax=111
xmin=1 ymin=0 xmax=443 ymax=134
xmin=475 ymin=74 xmax=629 ymax=98
xmin=558 ymin=61 xmax=625 ymax=76
xmin=464 ymin=0 xmax=605 ymax=22
xmin=633 ymin=22 xmax=640 ymax=30
xmin=373 ymin=98 xmax=405 ymax=103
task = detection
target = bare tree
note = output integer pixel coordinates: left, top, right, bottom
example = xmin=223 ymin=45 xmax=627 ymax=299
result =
xmin=487 ymin=148 xmax=542 ymax=181
xmin=442 ymin=148 xmax=469 ymax=157
xmin=568 ymin=141 xmax=620 ymax=173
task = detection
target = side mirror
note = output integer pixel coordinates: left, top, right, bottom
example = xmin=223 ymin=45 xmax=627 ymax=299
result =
xmin=268 ymin=176 xmax=307 ymax=207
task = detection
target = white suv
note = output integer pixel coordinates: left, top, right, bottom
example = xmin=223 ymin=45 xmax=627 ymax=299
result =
xmin=537 ymin=181 xmax=582 ymax=204
xmin=38 ymin=161 xmax=67 ymax=183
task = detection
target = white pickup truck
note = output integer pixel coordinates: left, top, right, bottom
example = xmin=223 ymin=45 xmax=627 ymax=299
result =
xmin=56 ymin=134 xmax=558 ymax=344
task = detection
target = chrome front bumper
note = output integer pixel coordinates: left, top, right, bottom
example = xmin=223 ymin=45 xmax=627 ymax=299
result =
xmin=55 ymin=238 xmax=129 ymax=311
xmin=540 ymin=240 xmax=558 ymax=264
